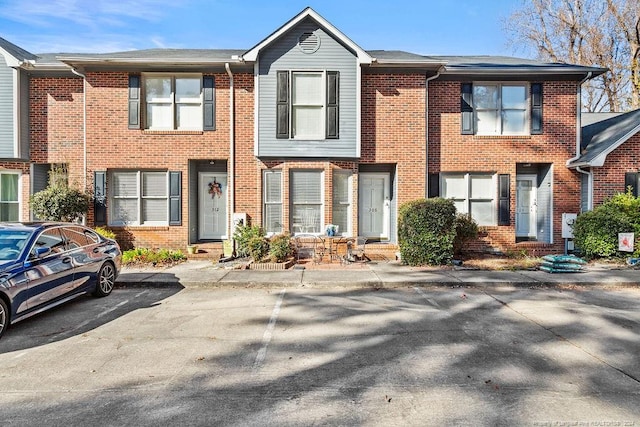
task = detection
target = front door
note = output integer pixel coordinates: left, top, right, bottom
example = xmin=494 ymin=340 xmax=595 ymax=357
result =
xmin=359 ymin=173 xmax=390 ymax=239
xmin=199 ymin=173 xmax=227 ymax=240
xmin=516 ymin=175 xmax=537 ymax=238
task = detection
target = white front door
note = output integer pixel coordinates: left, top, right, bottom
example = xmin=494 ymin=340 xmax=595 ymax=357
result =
xmin=516 ymin=175 xmax=537 ymax=238
xmin=199 ymin=172 xmax=227 ymax=240
xmin=359 ymin=173 xmax=390 ymax=239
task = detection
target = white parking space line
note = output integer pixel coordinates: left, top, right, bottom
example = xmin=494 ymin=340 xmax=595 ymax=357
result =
xmin=253 ymin=289 xmax=286 ymax=371
xmin=49 ymin=290 xmax=149 ymax=341
xmin=414 ymin=286 xmax=442 ymax=308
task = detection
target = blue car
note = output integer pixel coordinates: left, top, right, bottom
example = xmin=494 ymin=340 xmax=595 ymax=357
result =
xmin=0 ymin=223 xmax=122 ymax=339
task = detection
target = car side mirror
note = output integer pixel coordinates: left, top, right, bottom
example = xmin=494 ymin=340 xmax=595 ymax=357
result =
xmin=32 ymin=246 xmax=51 ymax=258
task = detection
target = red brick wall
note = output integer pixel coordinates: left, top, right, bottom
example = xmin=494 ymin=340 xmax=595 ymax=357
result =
xmin=591 ymin=133 xmax=640 ymax=206
xmin=428 ymin=80 xmax=582 ymax=254
xmin=361 ymin=73 xmax=427 ymax=206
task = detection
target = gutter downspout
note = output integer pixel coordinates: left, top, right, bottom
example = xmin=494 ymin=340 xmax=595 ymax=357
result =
xmin=71 ymin=67 xmax=87 ymax=224
xmin=568 ymin=72 xmax=593 ymax=212
xmin=225 ymin=63 xmax=235 ymax=241
xmin=425 ymin=67 xmax=444 ymax=197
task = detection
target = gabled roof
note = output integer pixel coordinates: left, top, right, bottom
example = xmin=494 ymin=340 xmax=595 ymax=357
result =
xmin=242 ymin=7 xmax=373 ymax=65
xmin=569 ymin=108 xmax=640 ymax=167
xmin=0 ymin=36 xmax=37 ymax=67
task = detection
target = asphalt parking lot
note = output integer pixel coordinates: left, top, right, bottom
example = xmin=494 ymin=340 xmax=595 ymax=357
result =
xmin=1 ymin=285 xmax=639 ymax=426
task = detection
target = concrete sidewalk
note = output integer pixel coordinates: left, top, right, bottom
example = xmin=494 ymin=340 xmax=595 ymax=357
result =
xmin=115 ymin=259 xmax=640 ymax=289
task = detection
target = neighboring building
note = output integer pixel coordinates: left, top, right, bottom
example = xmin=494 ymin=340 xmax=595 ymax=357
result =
xmin=0 ymin=8 xmax=611 ymax=256
xmin=568 ymin=108 xmax=640 ymax=211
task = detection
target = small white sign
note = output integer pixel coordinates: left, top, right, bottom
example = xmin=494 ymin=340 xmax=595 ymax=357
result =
xmin=619 ymin=233 xmax=635 ymax=252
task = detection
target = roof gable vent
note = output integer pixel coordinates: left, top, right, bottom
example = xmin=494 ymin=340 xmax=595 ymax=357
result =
xmin=298 ymin=32 xmax=320 ymax=54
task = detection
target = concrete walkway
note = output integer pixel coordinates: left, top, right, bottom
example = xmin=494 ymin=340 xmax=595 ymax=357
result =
xmin=116 ymin=259 xmax=640 ymax=289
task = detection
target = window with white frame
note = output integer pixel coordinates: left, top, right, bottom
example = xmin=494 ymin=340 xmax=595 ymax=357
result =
xmin=474 ymin=83 xmax=528 ymax=135
xmin=290 ymin=170 xmax=323 ymax=234
xmin=145 ymin=74 xmax=202 ymax=130
xmin=263 ymin=170 xmax=283 ymax=234
xmin=332 ymin=171 xmax=352 ymax=236
xmin=110 ymin=171 xmax=168 ymax=226
xmin=442 ymin=173 xmax=496 ymax=226
xmin=0 ymin=172 xmax=19 ymax=221
xmin=292 ymin=72 xmax=324 ymax=139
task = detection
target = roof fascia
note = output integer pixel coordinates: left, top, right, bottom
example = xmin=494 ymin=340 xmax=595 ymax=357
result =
xmin=0 ymin=46 xmax=24 ymax=67
xmin=242 ymin=7 xmax=372 ymax=65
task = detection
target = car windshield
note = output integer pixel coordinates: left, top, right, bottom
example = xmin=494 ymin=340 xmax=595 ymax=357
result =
xmin=0 ymin=229 xmax=32 ymax=261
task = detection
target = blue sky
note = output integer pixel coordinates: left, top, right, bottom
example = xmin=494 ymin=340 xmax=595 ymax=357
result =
xmin=0 ymin=0 xmax=528 ymax=57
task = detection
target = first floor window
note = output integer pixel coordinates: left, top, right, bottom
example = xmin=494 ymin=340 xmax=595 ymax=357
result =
xmin=0 ymin=173 xmax=19 ymax=222
xmin=442 ymin=173 xmax=496 ymax=226
xmin=110 ymin=171 xmax=168 ymax=226
xmin=332 ymin=171 xmax=352 ymax=236
xmin=290 ymin=170 xmax=323 ymax=234
xmin=263 ymin=170 xmax=283 ymax=234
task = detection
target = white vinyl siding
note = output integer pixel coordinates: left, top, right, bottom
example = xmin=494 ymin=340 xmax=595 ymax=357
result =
xmin=0 ymin=172 xmax=19 ymax=221
xmin=144 ymin=74 xmax=202 ymax=130
xmin=474 ymin=83 xmax=528 ymax=135
xmin=263 ymin=170 xmax=283 ymax=234
xmin=442 ymin=173 xmax=496 ymax=226
xmin=290 ymin=170 xmax=323 ymax=234
xmin=110 ymin=171 xmax=169 ymax=226
xmin=332 ymin=171 xmax=352 ymax=236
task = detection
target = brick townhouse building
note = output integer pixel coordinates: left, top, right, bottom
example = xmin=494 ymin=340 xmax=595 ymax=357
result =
xmin=4 ymin=7 xmax=637 ymax=258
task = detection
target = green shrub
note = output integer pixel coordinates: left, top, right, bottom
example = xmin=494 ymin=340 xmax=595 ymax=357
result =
xmin=247 ymin=235 xmax=269 ymax=262
xmin=453 ymin=213 xmax=479 ymax=255
xmin=122 ymin=248 xmax=186 ymax=265
xmin=573 ymin=191 xmax=640 ymax=259
xmin=268 ymin=233 xmax=293 ymax=262
xmin=398 ymin=198 xmax=457 ymax=266
xmin=94 ymin=226 xmax=116 ymax=240
xmin=30 ymin=186 xmax=91 ymax=222
xmin=233 ymin=223 xmax=264 ymax=257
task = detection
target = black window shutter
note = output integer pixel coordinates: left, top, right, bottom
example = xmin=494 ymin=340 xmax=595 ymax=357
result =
xmin=498 ymin=174 xmax=510 ymax=226
xmin=169 ymin=171 xmax=182 ymax=225
xmin=531 ymin=83 xmax=543 ymax=134
xmin=326 ymin=71 xmax=339 ymax=139
xmin=461 ymin=83 xmax=474 ymax=135
xmin=94 ymin=171 xmax=107 ymax=225
xmin=625 ymin=172 xmax=639 ymax=197
xmin=428 ymin=173 xmax=440 ymax=198
xmin=128 ymin=75 xmax=140 ymax=129
xmin=276 ymin=71 xmax=290 ymax=138
xmin=203 ymin=76 xmax=216 ymax=131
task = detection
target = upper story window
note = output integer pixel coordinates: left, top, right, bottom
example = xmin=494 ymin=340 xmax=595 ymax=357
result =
xmin=474 ymin=84 xmax=527 ymax=135
xmin=128 ymin=74 xmax=215 ymax=131
xmin=144 ymin=75 xmax=201 ymax=130
xmin=462 ymin=82 xmax=542 ymax=136
xmin=292 ymin=72 xmax=324 ymax=139
xmin=277 ymin=70 xmax=339 ymax=140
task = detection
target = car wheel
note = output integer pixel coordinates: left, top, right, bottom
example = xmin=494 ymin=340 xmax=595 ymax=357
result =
xmin=0 ymin=298 xmax=8 ymax=339
xmin=93 ymin=262 xmax=115 ymax=297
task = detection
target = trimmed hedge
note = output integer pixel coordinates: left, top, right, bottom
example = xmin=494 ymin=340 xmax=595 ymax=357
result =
xmin=398 ymin=198 xmax=457 ymax=266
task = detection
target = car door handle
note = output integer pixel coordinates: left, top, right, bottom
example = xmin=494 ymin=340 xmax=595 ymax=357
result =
xmin=62 ymin=257 xmax=72 ymax=264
